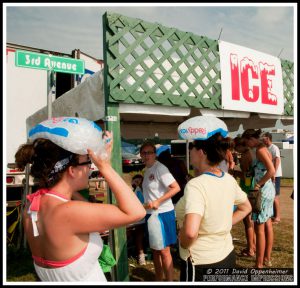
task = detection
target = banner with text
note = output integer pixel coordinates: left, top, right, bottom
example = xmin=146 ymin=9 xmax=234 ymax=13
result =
xmin=219 ymin=41 xmax=284 ymax=115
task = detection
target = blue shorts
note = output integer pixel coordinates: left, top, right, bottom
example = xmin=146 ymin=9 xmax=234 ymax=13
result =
xmin=145 ymin=210 xmax=177 ymax=248
xmin=275 ymin=177 xmax=281 ymax=196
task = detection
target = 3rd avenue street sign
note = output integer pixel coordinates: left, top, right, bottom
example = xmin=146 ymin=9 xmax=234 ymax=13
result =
xmin=15 ymin=50 xmax=85 ymax=74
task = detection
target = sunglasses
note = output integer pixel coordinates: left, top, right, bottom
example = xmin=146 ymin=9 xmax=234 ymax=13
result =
xmin=141 ymin=151 xmax=155 ymax=156
xmin=188 ymin=142 xmax=195 ymax=150
xmin=76 ymin=160 xmax=92 ymax=167
xmin=188 ymin=142 xmax=206 ymax=154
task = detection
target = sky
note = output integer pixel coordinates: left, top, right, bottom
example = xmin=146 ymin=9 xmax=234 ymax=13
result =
xmin=5 ymin=3 xmax=295 ymax=62
xmin=4 ymin=3 xmax=296 ymax=132
xmin=3 ymin=4 xmax=297 ymax=279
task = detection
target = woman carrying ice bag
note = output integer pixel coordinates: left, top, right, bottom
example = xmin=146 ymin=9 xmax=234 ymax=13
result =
xmin=17 ymin=117 xmax=146 ymax=282
xmin=175 ymin=116 xmax=252 ymax=282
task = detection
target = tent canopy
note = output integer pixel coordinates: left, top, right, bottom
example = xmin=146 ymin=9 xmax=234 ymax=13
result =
xmin=26 ymin=69 xmax=294 ymax=140
xmin=282 ymin=136 xmax=294 ymax=144
xmin=156 ymin=145 xmax=171 ymax=156
xmin=121 ymin=141 xmax=138 ymax=154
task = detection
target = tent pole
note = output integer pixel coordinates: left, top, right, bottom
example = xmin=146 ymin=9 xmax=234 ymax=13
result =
xmin=103 ymin=12 xmax=129 ymax=280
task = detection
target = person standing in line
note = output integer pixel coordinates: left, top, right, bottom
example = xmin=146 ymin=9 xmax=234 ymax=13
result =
xmin=140 ymin=141 xmax=180 ymax=281
xmin=15 ymin=130 xmax=146 ymax=282
xmin=131 ymin=174 xmax=147 ymax=265
xmin=242 ymin=129 xmax=275 ymax=268
xmin=218 ymin=137 xmax=235 ymax=174
xmin=157 ymin=148 xmax=188 ymax=205
xmin=233 ymin=137 xmax=256 ymax=257
xmin=91 ymin=163 xmax=106 ymax=192
xmin=176 ymin=128 xmax=251 ymax=281
xmin=262 ymin=132 xmax=282 ymax=224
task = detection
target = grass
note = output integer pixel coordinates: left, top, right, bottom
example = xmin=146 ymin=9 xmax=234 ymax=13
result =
xmin=281 ymin=178 xmax=294 ymax=185
xmin=5 ymin=181 xmax=294 ymax=282
xmin=6 ymin=245 xmax=39 ymax=282
xmin=232 ymin=220 xmax=294 ymax=268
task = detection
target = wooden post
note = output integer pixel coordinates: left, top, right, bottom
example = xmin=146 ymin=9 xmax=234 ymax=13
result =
xmin=105 ymin=105 xmax=129 ymax=281
xmin=103 ymin=12 xmax=129 ymax=281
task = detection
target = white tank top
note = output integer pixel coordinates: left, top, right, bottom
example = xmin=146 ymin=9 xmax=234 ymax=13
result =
xmin=27 ymin=189 xmax=107 ymax=282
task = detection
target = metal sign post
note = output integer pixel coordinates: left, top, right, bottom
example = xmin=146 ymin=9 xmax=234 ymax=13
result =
xmin=47 ymin=69 xmax=54 ymax=119
xmin=14 ymin=50 xmax=85 ymax=249
xmin=15 ymin=49 xmax=85 ymax=119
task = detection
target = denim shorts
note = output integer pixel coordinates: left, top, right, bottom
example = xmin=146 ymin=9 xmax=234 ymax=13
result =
xmin=274 ymin=177 xmax=281 ymax=196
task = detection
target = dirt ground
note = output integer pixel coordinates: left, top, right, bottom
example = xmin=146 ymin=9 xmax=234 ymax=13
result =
xmin=6 ymin=180 xmax=294 ymax=282
xmin=124 ymin=182 xmax=295 ymax=281
xmin=274 ymin=184 xmax=294 ymax=221
xmin=70 ymin=181 xmax=297 ymax=283
xmin=232 ymin=184 xmax=294 ymax=269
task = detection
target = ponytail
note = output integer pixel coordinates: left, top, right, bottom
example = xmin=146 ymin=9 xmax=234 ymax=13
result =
xmin=15 ymin=143 xmax=35 ymax=171
xmin=15 ymin=138 xmax=78 ymax=188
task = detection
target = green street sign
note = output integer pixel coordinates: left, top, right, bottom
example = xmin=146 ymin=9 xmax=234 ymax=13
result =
xmin=15 ymin=50 xmax=85 ymax=74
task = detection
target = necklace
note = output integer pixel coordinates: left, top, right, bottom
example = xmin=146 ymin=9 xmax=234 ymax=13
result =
xmin=207 ymin=167 xmax=220 ymax=172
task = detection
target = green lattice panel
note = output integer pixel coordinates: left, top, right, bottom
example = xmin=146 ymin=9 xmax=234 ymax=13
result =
xmin=104 ymin=12 xmax=221 ymax=109
xmin=103 ymin=12 xmax=293 ymax=115
xmin=281 ymin=60 xmax=294 ymax=116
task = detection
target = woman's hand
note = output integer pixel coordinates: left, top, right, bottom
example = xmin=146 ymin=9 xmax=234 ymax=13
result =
xmin=143 ymin=202 xmax=151 ymax=209
xmin=88 ymin=131 xmax=113 ymax=170
xmin=144 ymin=200 xmax=160 ymax=210
xmin=103 ymin=130 xmax=113 ymax=157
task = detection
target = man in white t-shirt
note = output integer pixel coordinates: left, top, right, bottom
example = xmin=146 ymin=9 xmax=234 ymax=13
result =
xmin=262 ymin=132 xmax=282 ymax=223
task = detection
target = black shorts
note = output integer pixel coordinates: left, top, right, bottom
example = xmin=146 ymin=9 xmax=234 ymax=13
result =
xmin=180 ymin=249 xmax=236 ymax=282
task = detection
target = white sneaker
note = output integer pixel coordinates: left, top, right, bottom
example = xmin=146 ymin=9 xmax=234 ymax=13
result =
xmin=138 ymin=253 xmax=146 ymax=265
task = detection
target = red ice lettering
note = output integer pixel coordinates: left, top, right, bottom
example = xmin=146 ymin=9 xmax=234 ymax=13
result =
xmin=230 ymin=53 xmax=277 ymax=105
xmin=259 ymin=62 xmax=277 ymax=105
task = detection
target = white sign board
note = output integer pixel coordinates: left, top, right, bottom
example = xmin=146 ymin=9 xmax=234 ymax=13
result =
xmin=219 ymin=41 xmax=284 ymax=115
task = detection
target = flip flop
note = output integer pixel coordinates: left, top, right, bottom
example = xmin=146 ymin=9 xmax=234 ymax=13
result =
xmin=264 ymin=260 xmax=272 ymax=267
xmin=272 ymin=217 xmax=281 ymax=224
xmin=240 ymin=248 xmax=255 ymax=257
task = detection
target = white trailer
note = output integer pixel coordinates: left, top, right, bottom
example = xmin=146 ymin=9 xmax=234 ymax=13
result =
xmin=5 ymin=43 xmax=103 ymax=206
xmin=6 ymin=46 xmax=48 ymax=164
xmin=5 ymin=44 xmax=103 ymax=164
